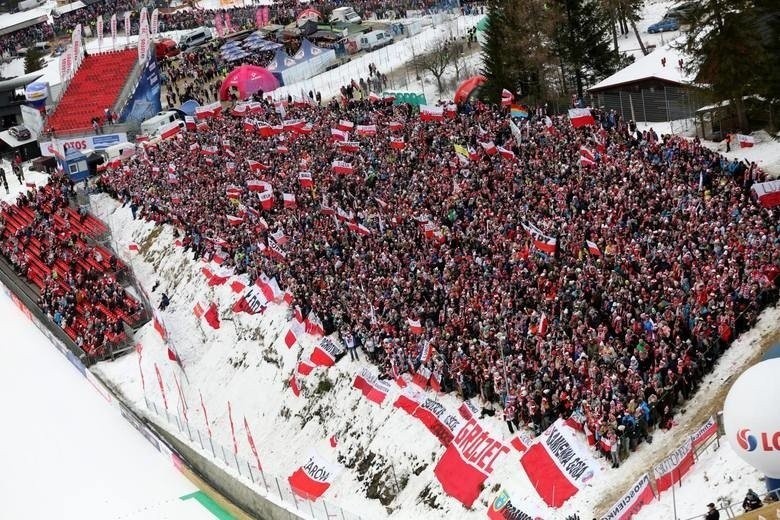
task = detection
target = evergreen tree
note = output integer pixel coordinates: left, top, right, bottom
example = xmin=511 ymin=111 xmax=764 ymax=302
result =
xmin=480 ymin=0 xmax=515 ymax=103
xmin=682 ymin=0 xmax=768 ymax=129
xmin=24 ymin=46 xmax=45 ymax=74
xmin=553 ymin=0 xmax=618 ymax=99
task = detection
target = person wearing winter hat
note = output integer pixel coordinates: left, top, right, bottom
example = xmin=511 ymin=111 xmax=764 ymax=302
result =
xmin=704 ymin=502 xmax=719 ymax=520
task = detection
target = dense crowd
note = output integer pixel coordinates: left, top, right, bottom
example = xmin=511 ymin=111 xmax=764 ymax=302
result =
xmin=0 ymin=174 xmax=141 ymax=358
xmin=96 ymin=95 xmax=779 ymax=463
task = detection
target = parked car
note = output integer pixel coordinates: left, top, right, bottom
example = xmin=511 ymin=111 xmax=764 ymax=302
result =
xmin=9 ymin=125 xmax=31 ymax=140
xmin=179 ymin=27 xmax=212 ymax=50
xmin=648 ymin=17 xmax=680 ymax=33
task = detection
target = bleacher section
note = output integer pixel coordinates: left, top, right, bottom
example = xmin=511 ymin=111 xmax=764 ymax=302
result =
xmin=0 ymin=184 xmax=142 ymax=359
xmin=47 ymin=49 xmax=138 ymax=133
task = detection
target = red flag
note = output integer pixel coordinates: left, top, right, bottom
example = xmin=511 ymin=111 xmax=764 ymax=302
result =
xmin=337 ymin=119 xmax=354 ymax=132
xmin=154 ymin=362 xmax=168 ymax=410
xmin=497 ymin=146 xmax=515 ymax=160
xmin=297 ymin=360 xmax=314 ymax=375
xmin=336 ymin=141 xmax=360 ymax=153
xmin=304 ymin=311 xmax=324 ymax=337
xmin=356 ymin=124 xmax=377 ymax=136
xmin=329 ymin=434 xmax=338 ymax=447
xmin=407 ymin=318 xmax=423 ymax=335
xmin=501 ymin=88 xmax=514 ymax=106
xmin=200 ymin=302 xmax=220 ymax=329
xmin=243 ymin=417 xmax=263 ymax=471
xmin=128 ymin=242 xmax=139 ymax=252
xmin=289 ymin=374 xmax=301 ymax=396
xmin=167 ymin=345 xmax=179 ymax=362
xmin=282 ymin=193 xmax=297 ymax=209
xmin=352 ymin=367 xmax=391 ymax=406
xmin=258 ymin=191 xmax=274 ymax=210
xmin=412 ymin=365 xmax=430 ymax=389
xmin=479 ymin=141 xmax=497 ymax=155
xmin=227 ymin=401 xmax=238 ymax=454
xmin=586 ymin=240 xmax=601 ymax=256
xmin=310 ymin=337 xmax=341 ymax=367
xmin=330 ymin=127 xmax=349 ymax=142
xmin=388 ymin=121 xmax=403 ymax=132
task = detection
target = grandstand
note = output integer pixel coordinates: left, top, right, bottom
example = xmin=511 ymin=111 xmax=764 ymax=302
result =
xmin=46 ymin=49 xmax=138 ymax=134
xmin=0 ymin=181 xmax=145 ymax=360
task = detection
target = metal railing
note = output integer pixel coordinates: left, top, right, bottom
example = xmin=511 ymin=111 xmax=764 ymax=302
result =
xmin=680 ymin=486 xmax=780 ymax=520
xmin=143 ymin=397 xmax=364 ymax=520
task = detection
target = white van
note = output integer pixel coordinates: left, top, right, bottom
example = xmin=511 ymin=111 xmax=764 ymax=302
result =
xmin=140 ymin=110 xmax=181 ymax=137
xmin=330 ymin=7 xmax=362 ymax=24
xmin=179 ymin=27 xmax=212 ymax=50
xmin=104 ymin=142 xmax=136 ymax=161
xmin=359 ymin=30 xmax=393 ymax=51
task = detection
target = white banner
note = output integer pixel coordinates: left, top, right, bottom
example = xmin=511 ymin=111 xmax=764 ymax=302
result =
xmin=39 ymin=133 xmax=128 ymax=156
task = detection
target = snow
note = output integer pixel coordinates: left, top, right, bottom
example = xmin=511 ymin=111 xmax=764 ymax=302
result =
xmin=703 ymin=130 xmax=780 ymax=178
xmin=0 ymin=159 xmax=50 ymax=203
xmin=591 ymin=39 xmax=692 ymax=91
xmin=0 ymin=289 xmax=215 ymax=519
xmin=87 ymin=189 xmax=780 ymax=520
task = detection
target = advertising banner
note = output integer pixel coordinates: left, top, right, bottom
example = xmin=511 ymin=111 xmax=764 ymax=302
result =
xmin=119 ymin=55 xmax=161 ymax=124
xmin=40 ymin=132 xmax=128 ymax=156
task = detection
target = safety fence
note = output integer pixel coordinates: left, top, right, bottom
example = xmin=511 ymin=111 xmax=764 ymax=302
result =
xmin=143 ymin=396 xmax=365 ymax=520
xmin=599 ymin=414 xmax=723 ymax=520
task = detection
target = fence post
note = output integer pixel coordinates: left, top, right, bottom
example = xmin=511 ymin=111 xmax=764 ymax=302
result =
xmin=246 ymin=461 xmax=255 ymax=484
xmin=641 ymin=92 xmax=647 ymax=122
xmin=196 ymin=429 xmax=204 ymax=450
xmin=308 ymin=499 xmax=316 ymax=518
xmin=234 ymin=452 xmax=242 ymax=476
xmin=185 ymin=418 xmax=192 ymax=441
xmin=208 ymin=435 xmax=216 ymax=458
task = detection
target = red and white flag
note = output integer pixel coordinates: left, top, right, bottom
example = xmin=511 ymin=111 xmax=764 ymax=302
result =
xmin=601 ymin=473 xmax=655 ymax=520
xmin=501 ymin=88 xmax=514 ymax=106
xmin=568 ymin=107 xmax=595 ymax=128
xmin=336 ymin=141 xmax=360 ymax=153
xmin=480 ymin=141 xmax=497 ymax=155
xmin=356 ymin=124 xmax=377 ymax=136
xmin=653 ymin=439 xmax=694 ymax=493
xmin=195 ymin=101 xmax=222 ymax=119
xmin=537 ymin=312 xmax=549 ymax=337
xmin=330 ymin=127 xmax=349 ymax=142
xmin=580 ymin=146 xmax=596 ymax=167
xmin=368 ymin=91 xmax=381 ymax=102
xmin=282 ymin=193 xmax=297 ymax=209
xmin=243 ymin=417 xmax=264 ymax=472
xmin=509 ymin=429 xmax=534 ymax=454
xmin=258 ymin=191 xmax=274 ymax=210
xmin=458 ymin=399 xmax=480 ymax=421
xmin=304 ymin=311 xmax=325 ymax=337
xmin=298 ymin=171 xmax=313 ymax=188
xmin=289 ymin=374 xmax=301 ymax=396
xmin=332 ymin=161 xmax=354 ymax=175
xmin=407 ymin=318 xmax=423 ymax=335
xmin=159 ymin=122 xmax=181 ymax=140
xmin=388 ymin=121 xmax=403 ymax=132
xmin=737 ymin=133 xmax=755 ymax=148
xmin=267 ymin=238 xmax=287 ymax=261
xmin=247 ymin=179 xmax=271 ymax=193
xmin=310 ymin=337 xmax=342 ymax=367
xmin=412 ymin=365 xmax=430 ymax=389
xmin=247 ymin=161 xmax=269 ymax=173
xmin=520 ymin=419 xmax=599 ymax=507
xmin=352 ymin=367 xmax=391 ymax=406
xmin=201 ymin=264 xmax=231 ymax=286
xmin=296 ymin=359 xmax=314 ymax=375
xmin=434 ymin=418 xmax=510 ymax=507
xmin=420 ymin=105 xmax=444 ymax=122
xmin=497 ymin=146 xmax=515 ymax=160
xmin=390 ymin=137 xmax=406 ymax=150
xmin=285 ymin=317 xmax=305 ymax=349
xmin=193 ymin=301 xmax=221 ymax=329
xmin=227 ymin=215 xmax=244 ymax=226
xmin=586 ymin=240 xmax=601 ymax=256
xmin=184 ymin=115 xmax=196 ymax=130
xmin=337 ymin=119 xmax=355 ymax=132
xmin=288 ymin=450 xmax=340 ymax=500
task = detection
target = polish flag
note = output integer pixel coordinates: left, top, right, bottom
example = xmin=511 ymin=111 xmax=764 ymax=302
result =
xmin=195 ymin=102 xmax=221 ymax=119
xmin=430 ymin=371 xmax=442 ymax=392
xmin=258 ymin=191 xmax=274 ymax=210
xmin=580 ymin=146 xmax=596 ymax=167
xmin=243 ymin=120 xmax=256 ymax=133
xmin=509 ymin=429 xmax=534 ymax=453
xmin=737 ymin=134 xmax=755 ymax=148
xmin=298 ymin=171 xmax=313 ymax=188
xmin=188 ymin=143 xmax=200 ymax=153
xmin=283 ymin=119 xmax=305 ymax=131
xmin=420 ymin=105 xmax=444 ymax=122
xmin=544 ymin=115 xmax=556 ymax=134
xmin=283 ymin=193 xmax=297 ymax=209
xmin=202 ymin=265 xmax=231 ymax=286
xmin=368 ymin=91 xmax=381 ymax=102
xmin=390 ymin=137 xmax=406 ymax=150
xmin=352 ymin=367 xmax=391 ymax=406
xmin=407 ymin=318 xmax=423 ymax=335
xmin=310 ymin=337 xmax=342 ymax=367
xmin=304 ymin=311 xmax=324 ymax=337
xmin=297 ymin=359 xmax=314 ymax=375
xmin=270 ymin=228 xmax=288 ymax=246
xmin=337 ymin=119 xmax=354 ymax=132
xmin=128 ymin=243 xmax=139 ymax=252
xmin=336 ymin=141 xmax=360 ymax=153
xmin=267 ymin=238 xmax=287 ymax=261
xmin=184 ymin=115 xmax=196 ymax=130
xmin=226 ymin=186 xmax=242 ymax=199
xmin=167 ymin=172 xmax=179 ymax=184
xmin=520 ymin=419 xmax=599 ymax=507
xmin=497 ymin=146 xmax=515 ymax=160
xmin=194 ymin=301 xmax=221 ymax=329
xmin=356 ymin=124 xmax=377 ymax=136
xmin=332 ymin=161 xmax=354 ymax=174
xmin=230 ymin=276 xmax=248 ymax=293
xmin=152 ymin=311 xmax=168 ymax=341
xmin=537 ymin=312 xmax=549 ymax=337
xmin=480 ymin=141 xmax=497 ymax=155
xmin=285 ymin=321 xmax=303 ymax=349
xmin=330 ymin=128 xmax=349 ymax=142
xmin=412 ymin=365 xmax=430 ymax=389
xmin=586 ymin=240 xmax=601 ymax=256
xmin=534 ymin=236 xmax=557 ymax=254
xmin=444 ymin=103 xmax=457 ymax=119
xmin=388 ymin=121 xmax=403 ymax=132
xmin=288 ymin=451 xmax=340 ymax=500
xmin=227 ymin=215 xmax=244 ymax=226
xmin=568 ymin=107 xmax=595 ymax=128
xmin=201 ymin=145 xmax=218 ymax=155
xmin=247 ymin=179 xmax=272 ymax=193
xmin=329 ymin=434 xmax=338 ymax=447
xmin=247 ymin=160 xmax=269 ymax=173
xmin=257 ymin=124 xmax=274 ymax=137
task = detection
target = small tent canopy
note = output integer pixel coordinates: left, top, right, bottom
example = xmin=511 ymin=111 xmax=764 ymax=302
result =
xmin=179 ymin=99 xmax=200 ymax=115
xmin=297 ymin=7 xmax=322 ymax=23
xmin=219 ymin=64 xmax=279 ymax=101
xmin=454 ymin=75 xmax=486 ymax=104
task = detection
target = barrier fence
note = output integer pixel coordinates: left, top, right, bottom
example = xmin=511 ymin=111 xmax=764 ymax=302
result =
xmin=143 ymin=396 xmax=365 ymax=520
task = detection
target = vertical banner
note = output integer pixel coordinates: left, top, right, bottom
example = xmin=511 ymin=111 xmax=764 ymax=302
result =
xmin=110 ymin=14 xmax=117 ymax=50
xmin=138 ymin=24 xmax=150 ymax=64
xmin=255 ymin=8 xmax=263 ymax=29
xmin=59 ymin=49 xmax=68 ymax=80
xmin=150 ymin=8 xmax=159 ymax=35
xmin=224 ymin=12 xmax=232 ymax=33
xmin=124 ymin=11 xmax=131 ymax=44
xmin=263 ymin=7 xmax=270 ymax=25
xmin=71 ymin=24 xmax=82 ymax=69
xmin=139 ymin=7 xmax=148 ymax=31
xmin=96 ymin=15 xmax=104 ymax=50
xmin=136 ymin=343 xmax=146 ymax=393
xmin=243 ymin=417 xmax=263 ymax=472
xmin=154 ymin=362 xmax=168 ymax=410
xmin=228 ymin=401 xmax=238 ymax=454
xmin=214 ymin=12 xmax=223 ymax=38
xmin=199 ymin=390 xmax=212 ymax=438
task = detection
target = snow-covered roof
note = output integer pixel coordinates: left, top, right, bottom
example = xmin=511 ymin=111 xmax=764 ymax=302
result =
xmin=590 ymin=41 xmax=694 ymax=92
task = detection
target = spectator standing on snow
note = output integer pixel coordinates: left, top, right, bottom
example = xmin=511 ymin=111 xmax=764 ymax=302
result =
xmin=705 ymin=502 xmax=719 ymax=520
xmin=0 ymin=166 xmax=8 ymax=194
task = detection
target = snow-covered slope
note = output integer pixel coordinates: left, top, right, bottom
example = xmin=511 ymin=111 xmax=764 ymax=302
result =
xmin=89 ymin=192 xmax=779 ymax=520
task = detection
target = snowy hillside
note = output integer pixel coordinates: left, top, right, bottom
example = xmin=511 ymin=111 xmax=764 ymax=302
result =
xmin=88 ymin=192 xmax=779 ymax=520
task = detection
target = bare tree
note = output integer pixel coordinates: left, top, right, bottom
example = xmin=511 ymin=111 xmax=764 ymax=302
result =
xmin=412 ymin=40 xmax=458 ymax=94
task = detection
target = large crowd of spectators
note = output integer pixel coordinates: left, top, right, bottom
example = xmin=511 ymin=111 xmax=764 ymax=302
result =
xmin=96 ymin=94 xmax=779 ymax=464
xmin=0 ymin=173 xmax=142 ymax=358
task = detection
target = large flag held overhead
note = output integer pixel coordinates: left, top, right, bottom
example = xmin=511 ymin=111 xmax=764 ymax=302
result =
xmin=568 ymin=107 xmax=596 ymax=128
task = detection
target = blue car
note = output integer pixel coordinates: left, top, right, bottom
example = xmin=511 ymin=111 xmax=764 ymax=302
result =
xmin=648 ymin=18 xmax=680 ymax=33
